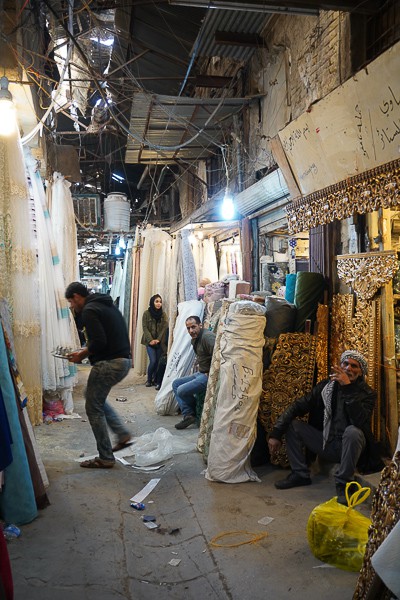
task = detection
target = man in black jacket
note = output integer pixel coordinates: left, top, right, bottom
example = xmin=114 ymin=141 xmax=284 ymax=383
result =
xmin=65 ymin=282 xmax=132 ymax=468
xmin=268 ymin=350 xmax=377 ymax=504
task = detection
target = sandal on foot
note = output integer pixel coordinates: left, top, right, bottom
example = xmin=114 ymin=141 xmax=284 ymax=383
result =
xmin=112 ymin=438 xmax=134 ymax=452
xmin=80 ymin=457 xmax=115 ymax=469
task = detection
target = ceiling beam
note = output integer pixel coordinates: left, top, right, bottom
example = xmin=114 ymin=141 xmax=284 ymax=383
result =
xmin=168 ymin=0 xmax=378 ymax=15
xmin=195 ymin=75 xmax=233 ymax=87
xmin=214 ymin=31 xmax=264 ymax=47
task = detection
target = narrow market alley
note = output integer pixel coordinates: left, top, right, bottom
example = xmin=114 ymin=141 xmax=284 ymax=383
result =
xmin=7 ymin=367 xmax=371 ymax=600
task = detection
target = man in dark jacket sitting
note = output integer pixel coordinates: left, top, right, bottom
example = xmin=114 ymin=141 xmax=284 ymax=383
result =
xmin=172 ymin=315 xmax=216 ymax=430
xmin=268 ymin=350 xmax=378 ymax=504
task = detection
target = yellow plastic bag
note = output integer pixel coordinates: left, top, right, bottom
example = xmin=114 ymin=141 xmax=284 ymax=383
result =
xmin=307 ymin=481 xmax=371 ymax=572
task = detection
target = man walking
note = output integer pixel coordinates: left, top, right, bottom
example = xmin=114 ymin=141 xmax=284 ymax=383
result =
xmin=173 ymin=316 xmax=216 ymax=430
xmin=268 ymin=350 xmax=380 ymax=504
xmin=65 ymin=282 xmax=132 ymax=468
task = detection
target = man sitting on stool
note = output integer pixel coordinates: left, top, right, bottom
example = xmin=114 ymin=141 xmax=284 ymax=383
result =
xmin=268 ymin=350 xmax=378 ymax=505
xmin=173 ymin=316 xmax=216 ymax=430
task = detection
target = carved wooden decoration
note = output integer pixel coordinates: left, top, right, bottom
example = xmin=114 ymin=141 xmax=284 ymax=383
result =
xmin=259 ymin=333 xmax=317 ymax=466
xmin=336 ymin=252 xmax=398 ymax=302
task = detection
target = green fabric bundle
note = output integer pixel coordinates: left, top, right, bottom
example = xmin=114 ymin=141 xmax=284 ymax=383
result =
xmin=294 ymin=272 xmax=325 ymax=332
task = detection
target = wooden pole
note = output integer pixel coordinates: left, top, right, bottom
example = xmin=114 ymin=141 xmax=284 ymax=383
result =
xmin=380 ymin=208 xmax=399 ymax=452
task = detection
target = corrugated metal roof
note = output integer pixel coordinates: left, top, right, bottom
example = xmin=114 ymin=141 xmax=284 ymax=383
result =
xmin=191 ymin=9 xmax=271 ymax=60
xmin=125 ymin=91 xmax=249 ymax=163
xmin=234 ymin=169 xmax=290 ymax=216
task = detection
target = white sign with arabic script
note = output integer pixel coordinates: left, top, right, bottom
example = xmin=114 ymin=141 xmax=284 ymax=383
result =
xmin=278 ymin=41 xmax=400 ymax=195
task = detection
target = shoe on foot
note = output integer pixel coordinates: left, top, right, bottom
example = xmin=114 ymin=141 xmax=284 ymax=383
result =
xmin=336 ymin=482 xmax=359 ymax=506
xmin=155 ymin=384 xmax=161 ymax=391
xmin=274 ymin=472 xmax=312 ymax=490
xmin=175 ymin=415 xmax=196 ymax=430
xmin=145 ymin=381 xmax=153 ymax=387
xmin=112 ymin=436 xmax=133 ymax=452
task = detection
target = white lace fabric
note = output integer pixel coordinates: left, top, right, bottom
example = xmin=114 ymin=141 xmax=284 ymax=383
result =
xmin=0 ymin=130 xmax=42 ymax=424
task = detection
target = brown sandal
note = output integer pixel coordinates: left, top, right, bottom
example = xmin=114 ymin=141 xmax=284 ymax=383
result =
xmin=80 ymin=457 xmax=115 ymax=469
xmin=112 ymin=438 xmax=133 ymax=452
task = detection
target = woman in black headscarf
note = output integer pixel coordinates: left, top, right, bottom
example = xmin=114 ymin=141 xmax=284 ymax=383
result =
xmin=141 ymin=294 xmax=168 ymax=388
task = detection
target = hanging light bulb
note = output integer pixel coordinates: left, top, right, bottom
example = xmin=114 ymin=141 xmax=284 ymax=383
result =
xmin=0 ymin=77 xmax=16 ymax=136
xmin=221 ymin=193 xmax=235 ymax=220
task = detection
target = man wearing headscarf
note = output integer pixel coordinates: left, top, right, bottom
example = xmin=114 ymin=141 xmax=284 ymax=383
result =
xmin=268 ymin=350 xmax=380 ymax=504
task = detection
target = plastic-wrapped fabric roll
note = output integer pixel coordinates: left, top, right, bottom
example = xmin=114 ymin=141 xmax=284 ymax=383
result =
xmin=205 ymin=303 xmax=266 ymax=483
xmin=294 ymin=272 xmax=325 ymax=332
xmin=285 ymin=273 xmax=297 ymax=303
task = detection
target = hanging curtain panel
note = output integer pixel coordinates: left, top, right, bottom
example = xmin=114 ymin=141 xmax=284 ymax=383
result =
xmin=26 ymin=154 xmax=78 ymax=413
xmin=0 ymin=126 xmax=42 ymax=425
xmin=133 ymin=228 xmax=172 ymax=376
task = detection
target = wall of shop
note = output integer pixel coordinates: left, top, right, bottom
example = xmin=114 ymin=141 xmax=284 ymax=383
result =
xmin=244 ymin=10 xmax=349 ymax=181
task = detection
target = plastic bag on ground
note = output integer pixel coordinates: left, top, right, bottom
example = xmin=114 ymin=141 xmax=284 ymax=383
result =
xmin=307 ymin=482 xmax=371 ymax=572
xmin=133 ymin=427 xmax=195 ymax=466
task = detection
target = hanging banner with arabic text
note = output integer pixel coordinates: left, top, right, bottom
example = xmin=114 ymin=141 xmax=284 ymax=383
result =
xmin=278 ymin=41 xmax=400 ymax=196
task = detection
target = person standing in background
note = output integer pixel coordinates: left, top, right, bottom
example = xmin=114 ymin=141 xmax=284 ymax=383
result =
xmin=141 ymin=294 xmax=169 ymax=389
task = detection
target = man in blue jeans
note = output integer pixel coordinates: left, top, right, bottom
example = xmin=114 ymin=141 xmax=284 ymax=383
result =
xmin=65 ymin=282 xmax=132 ymax=468
xmin=173 ymin=316 xmax=216 ymax=430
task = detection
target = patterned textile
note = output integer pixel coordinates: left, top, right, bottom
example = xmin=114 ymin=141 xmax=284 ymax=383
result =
xmin=181 ymin=229 xmax=198 ymax=301
xmin=26 ymin=157 xmax=78 ymax=414
xmin=259 ymin=332 xmax=317 ymax=466
xmin=204 ymin=281 xmax=226 ymax=303
xmin=122 ymin=240 xmax=134 ymax=326
xmin=129 ymin=234 xmax=141 ymax=366
xmin=50 ymin=172 xmax=79 ymax=287
xmin=0 ymin=132 xmax=42 ymax=425
xmin=353 ymin=452 xmax=400 ymax=600
xmin=0 ymin=321 xmax=37 ymax=525
xmin=321 ymin=380 xmax=335 ymax=449
xmin=197 ymin=299 xmax=234 ymax=458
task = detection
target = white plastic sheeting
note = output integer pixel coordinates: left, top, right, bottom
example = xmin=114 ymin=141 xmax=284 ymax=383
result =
xmin=206 ymin=301 xmax=266 ymax=483
xmin=155 ymin=300 xmax=204 ymax=415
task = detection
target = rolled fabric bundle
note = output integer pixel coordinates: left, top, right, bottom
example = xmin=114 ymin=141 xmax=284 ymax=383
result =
xmin=204 ymin=281 xmax=226 ymax=303
xmin=294 ymin=272 xmax=325 ymax=332
xmin=205 ymin=302 xmax=266 ymax=483
xmin=264 ymin=296 xmax=296 ymax=338
xmin=285 ymin=273 xmax=297 ymax=303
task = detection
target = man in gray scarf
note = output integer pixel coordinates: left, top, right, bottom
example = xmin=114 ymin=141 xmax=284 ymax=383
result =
xmin=268 ymin=350 xmax=378 ymax=505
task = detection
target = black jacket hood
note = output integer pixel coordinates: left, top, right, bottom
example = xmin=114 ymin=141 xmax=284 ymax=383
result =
xmin=85 ymin=293 xmax=114 ymax=307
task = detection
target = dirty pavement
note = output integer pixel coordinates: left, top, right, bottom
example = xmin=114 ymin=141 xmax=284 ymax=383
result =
xmin=8 ymin=366 xmax=373 ymax=599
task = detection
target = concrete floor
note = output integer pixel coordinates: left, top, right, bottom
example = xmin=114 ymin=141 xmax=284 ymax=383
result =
xmin=8 ymin=367 xmax=374 ymax=600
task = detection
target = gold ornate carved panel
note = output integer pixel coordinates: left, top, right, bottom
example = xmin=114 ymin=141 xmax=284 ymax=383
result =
xmin=259 ymin=332 xmax=317 ymax=466
xmin=316 ymin=304 xmax=329 ymax=383
xmin=330 ymin=294 xmax=381 ymax=439
xmin=354 ymin=452 xmax=400 ymax=600
xmin=336 ymin=252 xmax=398 ymax=302
xmin=286 ymin=159 xmax=400 ymax=234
